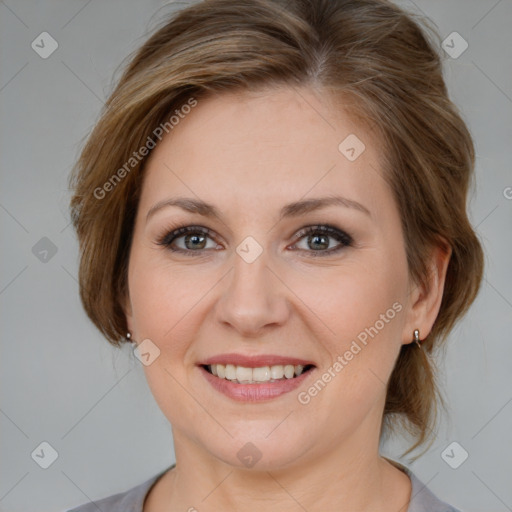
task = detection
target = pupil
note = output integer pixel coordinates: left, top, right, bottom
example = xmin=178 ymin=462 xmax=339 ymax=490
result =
xmin=310 ymin=234 xmax=328 ymax=250
xmin=185 ymin=234 xmax=206 ymax=249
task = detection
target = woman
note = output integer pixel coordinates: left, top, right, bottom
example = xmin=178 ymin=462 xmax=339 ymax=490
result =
xmin=67 ymin=0 xmax=483 ymax=510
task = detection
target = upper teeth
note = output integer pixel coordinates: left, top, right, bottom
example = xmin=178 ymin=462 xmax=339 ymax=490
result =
xmin=209 ymin=364 xmax=305 ymax=383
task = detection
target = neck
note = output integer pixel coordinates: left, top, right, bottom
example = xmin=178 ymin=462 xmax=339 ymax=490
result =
xmin=153 ymin=426 xmax=411 ymax=511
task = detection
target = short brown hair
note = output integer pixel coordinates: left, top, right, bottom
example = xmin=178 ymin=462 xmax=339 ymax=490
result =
xmin=68 ymin=0 xmax=484 ymax=457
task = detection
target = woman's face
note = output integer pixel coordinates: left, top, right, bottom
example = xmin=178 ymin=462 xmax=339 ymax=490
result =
xmin=125 ymin=86 xmax=421 ymax=470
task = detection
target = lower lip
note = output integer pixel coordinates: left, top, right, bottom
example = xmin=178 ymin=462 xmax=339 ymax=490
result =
xmin=199 ymin=366 xmax=313 ymax=402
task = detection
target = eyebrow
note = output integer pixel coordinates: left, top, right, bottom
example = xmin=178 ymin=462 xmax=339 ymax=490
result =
xmin=146 ymin=195 xmax=371 ymax=224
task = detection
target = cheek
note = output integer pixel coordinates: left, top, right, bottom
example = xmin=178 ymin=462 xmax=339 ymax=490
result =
xmin=128 ymin=254 xmax=197 ymax=355
xmin=295 ymin=269 xmax=407 ymax=425
xmin=130 ymin=248 xmax=199 ymax=326
xmin=129 ymin=258 xmax=204 ymax=422
xmin=300 ymin=256 xmax=406 ymax=338
xmin=296 ymin=249 xmax=408 ymax=380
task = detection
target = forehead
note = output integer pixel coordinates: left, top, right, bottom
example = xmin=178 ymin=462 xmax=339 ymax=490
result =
xmin=140 ymin=86 xmax=389 ymax=218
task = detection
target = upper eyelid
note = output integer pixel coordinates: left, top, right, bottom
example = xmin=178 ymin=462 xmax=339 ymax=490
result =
xmin=163 ymin=224 xmax=347 ymax=238
xmin=159 ymin=224 xmax=352 ymax=249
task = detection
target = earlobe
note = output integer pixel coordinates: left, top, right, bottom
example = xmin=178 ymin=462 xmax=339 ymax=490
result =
xmin=122 ymin=292 xmax=134 ymax=334
xmin=402 ymin=241 xmax=452 ymax=345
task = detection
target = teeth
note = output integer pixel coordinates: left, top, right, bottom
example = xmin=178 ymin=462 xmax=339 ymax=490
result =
xmin=270 ymin=365 xmax=284 ymax=379
xmin=236 ymin=365 xmax=253 ymax=383
xmin=252 ymin=366 xmax=270 ymax=382
xmin=208 ymin=363 xmax=308 ymax=383
xmin=225 ymin=364 xmax=236 ymax=380
xmin=284 ymin=364 xmax=295 ymax=379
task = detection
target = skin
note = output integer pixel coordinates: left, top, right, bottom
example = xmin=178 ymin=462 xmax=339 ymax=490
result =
xmin=123 ymin=86 xmax=451 ymax=511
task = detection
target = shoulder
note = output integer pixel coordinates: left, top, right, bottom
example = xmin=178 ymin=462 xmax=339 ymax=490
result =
xmin=406 ymin=467 xmax=463 ymax=512
xmin=65 ymin=469 xmax=168 ymax=512
xmin=384 ymin=457 xmax=463 ymax=512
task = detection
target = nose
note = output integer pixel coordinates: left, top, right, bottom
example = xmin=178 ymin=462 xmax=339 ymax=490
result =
xmin=214 ymin=250 xmax=290 ymax=338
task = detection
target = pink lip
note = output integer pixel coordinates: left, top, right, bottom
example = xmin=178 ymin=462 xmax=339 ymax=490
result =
xmin=200 ymin=353 xmax=315 ymax=367
xmin=199 ymin=366 xmax=313 ymax=402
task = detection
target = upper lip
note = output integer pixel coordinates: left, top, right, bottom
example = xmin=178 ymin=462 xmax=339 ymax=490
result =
xmin=200 ymin=353 xmax=316 ymax=368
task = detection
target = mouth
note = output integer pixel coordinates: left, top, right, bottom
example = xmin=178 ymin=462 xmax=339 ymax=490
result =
xmin=201 ymin=363 xmax=315 ymax=383
xmin=198 ymin=354 xmax=316 ymax=402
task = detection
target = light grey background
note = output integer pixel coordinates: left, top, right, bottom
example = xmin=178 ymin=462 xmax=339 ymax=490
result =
xmin=1 ymin=1 xmax=511 ymax=511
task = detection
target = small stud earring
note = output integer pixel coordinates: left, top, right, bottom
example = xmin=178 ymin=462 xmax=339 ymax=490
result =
xmin=126 ymin=332 xmax=136 ymax=345
xmin=413 ymin=329 xmax=421 ymax=348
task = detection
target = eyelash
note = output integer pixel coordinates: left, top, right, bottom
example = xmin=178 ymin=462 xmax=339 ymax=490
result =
xmin=156 ymin=224 xmax=353 ymax=258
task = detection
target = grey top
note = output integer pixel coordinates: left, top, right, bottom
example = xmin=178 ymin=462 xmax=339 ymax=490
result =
xmin=66 ymin=463 xmax=462 ymax=512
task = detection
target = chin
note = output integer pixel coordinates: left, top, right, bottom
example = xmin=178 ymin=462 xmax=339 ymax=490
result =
xmin=196 ymin=424 xmax=315 ymax=472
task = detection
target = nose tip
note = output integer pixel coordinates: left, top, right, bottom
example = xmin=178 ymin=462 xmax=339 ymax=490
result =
xmin=214 ymin=257 xmax=290 ymax=337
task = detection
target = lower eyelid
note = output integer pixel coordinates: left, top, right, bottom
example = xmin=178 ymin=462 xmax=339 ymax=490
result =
xmin=158 ymin=225 xmax=352 ymax=256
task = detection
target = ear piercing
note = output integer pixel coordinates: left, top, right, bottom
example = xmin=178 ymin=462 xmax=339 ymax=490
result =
xmin=413 ymin=328 xmax=421 ymax=348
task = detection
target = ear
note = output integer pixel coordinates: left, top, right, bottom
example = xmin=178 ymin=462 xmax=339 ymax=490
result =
xmin=122 ymin=290 xmax=135 ymax=337
xmin=401 ymin=241 xmax=452 ymax=345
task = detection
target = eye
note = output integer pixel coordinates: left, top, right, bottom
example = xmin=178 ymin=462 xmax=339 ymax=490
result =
xmin=156 ymin=225 xmax=221 ymax=255
xmin=157 ymin=223 xmax=353 ymax=257
xmin=289 ymin=224 xmax=353 ymax=257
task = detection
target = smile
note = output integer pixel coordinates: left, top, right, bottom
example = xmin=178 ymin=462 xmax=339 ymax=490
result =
xmin=204 ymin=363 xmax=313 ymax=383
xmin=198 ymin=354 xmax=316 ymax=401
